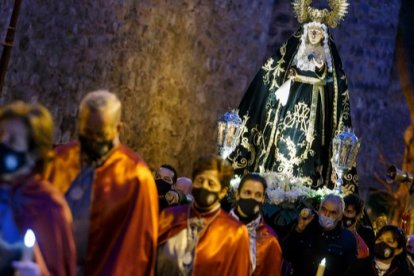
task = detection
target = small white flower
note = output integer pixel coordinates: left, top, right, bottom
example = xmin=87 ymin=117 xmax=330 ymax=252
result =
xmin=230 ymin=175 xmax=241 ymax=189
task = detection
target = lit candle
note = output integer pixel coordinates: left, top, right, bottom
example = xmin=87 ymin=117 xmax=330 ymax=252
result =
xmin=316 ymin=258 xmax=326 ymax=276
xmin=22 ymin=229 xmax=35 ymax=262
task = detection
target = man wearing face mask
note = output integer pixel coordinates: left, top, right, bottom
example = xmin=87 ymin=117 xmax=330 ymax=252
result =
xmin=156 ymin=155 xmax=251 ymax=276
xmin=229 ymin=173 xmax=282 ymax=276
xmin=155 ymin=165 xmax=177 ymax=194
xmin=155 ymin=165 xmax=186 ymax=210
xmin=282 ymin=194 xmax=357 ymax=276
xmin=343 ymin=194 xmax=373 ymax=258
xmin=347 ymin=225 xmax=413 ymax=275
xmin=46 ymin=90 xmax=158 ymax=276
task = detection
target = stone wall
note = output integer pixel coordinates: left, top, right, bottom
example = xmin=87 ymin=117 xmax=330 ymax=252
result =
xmin=0 ymin=0 xmax=411 ymax=194
xmin=0 ymin=0 xmax=275 ymax=175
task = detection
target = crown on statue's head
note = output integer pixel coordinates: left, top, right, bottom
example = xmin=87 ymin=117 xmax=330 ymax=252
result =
xmin=292 ymin=0 xmax=349 ymax=28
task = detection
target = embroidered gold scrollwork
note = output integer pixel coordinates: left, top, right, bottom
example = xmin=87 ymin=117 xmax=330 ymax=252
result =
xmin=262 ymin=42 xmax=287 ymax=91
xmin=282 ymin=102 xmax=311 ymax=132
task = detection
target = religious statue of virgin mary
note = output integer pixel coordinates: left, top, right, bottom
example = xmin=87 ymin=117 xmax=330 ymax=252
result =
xmin=228 ymin=0 xmax=358 ymax=192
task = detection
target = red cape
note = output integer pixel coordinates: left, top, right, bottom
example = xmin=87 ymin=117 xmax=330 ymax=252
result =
xmin=10 ymin=174 xmax=76 ymax=276
xmin=159 ymin=204 xmax=252 ymax=276
xmin=46 ymin=142 xmax=158 ymax=276
xmin=255 ymin=221 xmax=282 ymax=276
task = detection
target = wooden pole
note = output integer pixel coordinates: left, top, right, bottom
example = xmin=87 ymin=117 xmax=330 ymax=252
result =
xmin=0 ymin=0 xmax=23 ymax=97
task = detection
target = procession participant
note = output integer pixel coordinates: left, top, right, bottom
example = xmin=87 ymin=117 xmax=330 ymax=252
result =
xmin=230 ymin=173 xmax=282 ymax=275
xmin=157 ymin=155 xmax=251 ymax=276
xmin=0 ymin=101 xmax=76 ymax=276
xmin=283 ymin=194 xmax=357 ymax=276
xmin=47 ymin=90 xmax=158 ymax=275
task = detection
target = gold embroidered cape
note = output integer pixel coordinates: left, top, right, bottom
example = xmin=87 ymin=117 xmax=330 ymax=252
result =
xmin=228 ymin=26 xmax=358 ymax=191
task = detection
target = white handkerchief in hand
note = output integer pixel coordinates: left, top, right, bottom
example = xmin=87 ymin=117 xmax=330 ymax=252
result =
xmin=275 ymin=79 xmax=291 ymax=106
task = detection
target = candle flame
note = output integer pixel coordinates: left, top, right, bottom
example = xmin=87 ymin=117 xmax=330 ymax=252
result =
xmin=321 ymin=258 xmax=326 ymax=266
xmin=24 ymin=229 xmax=36 ymax=248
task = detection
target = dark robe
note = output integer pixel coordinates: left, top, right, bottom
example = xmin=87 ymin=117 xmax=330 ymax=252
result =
xmin=228 ymin=25 xmax=358 ymax=191
xmin=346 ymin=254 xmax=414 ymax=276
xmin=282 ymin=216 xmax=357 ymax=276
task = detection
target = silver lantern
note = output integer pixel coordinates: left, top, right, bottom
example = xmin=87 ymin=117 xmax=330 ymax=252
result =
xmin=331 ymin=128 xmax=360 ymax=193
xmin=217 ymin=110 xmax=242 ymax=159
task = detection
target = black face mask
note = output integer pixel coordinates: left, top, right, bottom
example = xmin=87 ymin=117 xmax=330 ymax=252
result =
xmin=237 ymin=198 xmax=262 ymax=220
xmin=192 ymin=187 xmax=219 ymax=211
xmin=342 ymin=215 xmax=357 ymax=228
xmin=156 ymin=179 xmax=172 ymax=196
xmin=79 ymin=135 xmax=113 ymax=162
xmin=0 ymin=143 xmax=27 ymax=175
xmin=375 ymin=242 xmax=395 ymax=260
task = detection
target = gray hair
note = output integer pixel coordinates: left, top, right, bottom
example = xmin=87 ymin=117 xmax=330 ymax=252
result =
xmin=79 ymin=90 xmax=122 ymax=124
xmin=320 ymin=193 xmax=345 ymax=215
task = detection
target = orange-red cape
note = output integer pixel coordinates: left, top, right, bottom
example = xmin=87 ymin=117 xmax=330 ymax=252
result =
xmin=255 ymin=221 xmax=282 ymax=276
xmin=11 ymin=174 xmax=76 ymax=276
xmin=46 ymin=142 xmax=158 ymax=276
xmin=158 ymin=204 xmax=252 ymax=276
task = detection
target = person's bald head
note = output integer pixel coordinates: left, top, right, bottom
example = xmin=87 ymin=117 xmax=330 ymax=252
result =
xmin=174 ymin=177 xmax=192 ymax=195
xmin=79 ymin=90 xmax=122 ymax=143
xmin=79 ymin=90 xmax=121 ymax=123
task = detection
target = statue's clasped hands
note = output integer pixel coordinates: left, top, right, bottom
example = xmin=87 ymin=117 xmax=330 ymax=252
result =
xmin=308 ymin=53 xmax=324 ymax=69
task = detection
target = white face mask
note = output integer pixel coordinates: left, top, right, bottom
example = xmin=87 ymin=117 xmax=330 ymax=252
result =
xmin=319 ymin=214 xmax=337 ymax=230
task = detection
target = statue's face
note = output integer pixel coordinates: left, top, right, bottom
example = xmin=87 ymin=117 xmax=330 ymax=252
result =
xmin=307 ymin=27 xmax=324 ymax=45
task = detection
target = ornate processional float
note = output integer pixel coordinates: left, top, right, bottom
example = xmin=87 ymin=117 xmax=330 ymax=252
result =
xmin=217 ymin=0 xmax=362 ymax=230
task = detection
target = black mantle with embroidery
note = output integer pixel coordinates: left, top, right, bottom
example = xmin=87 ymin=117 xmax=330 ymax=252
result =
xmin=228 ymin=25 xmax=358 ymax=192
